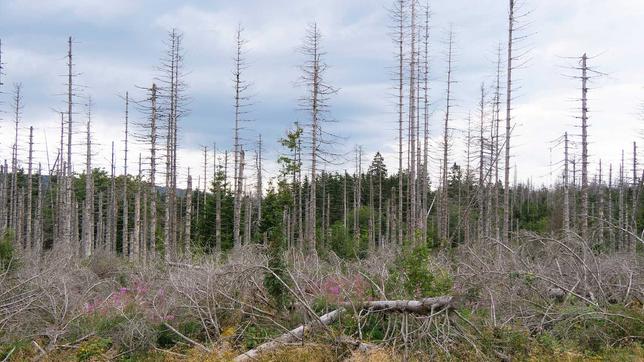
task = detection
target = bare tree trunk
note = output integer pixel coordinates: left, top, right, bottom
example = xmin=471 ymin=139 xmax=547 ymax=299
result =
xmin=234 ymin=149 xmax=245 ymax=248
xmin=244 ymin=194 xmax=252 ymax=245
xmin=369 ymin=170 xmax=375 ymax=250
xmin=255 ymin=136 xmax=263 ymax=242
xmin=232 ymin=26 xmax=248 ymax=250
xmin=493 ymin=46 xmax=502 ymax=242
xmin=440 ymin=29 xmax=455 ymax=243
xmin=184 ymin=172 xmax=192 ymax=257
xmin=607 ymin=164 xmax=614 ymax=246
xmin=392 ymin=0 xmax=405 ymax=245
xmin=131 ymin=155 xmax=142 ymax=262
xmin=563 ymin=132 xmax=571 ymax=238
xmin=122 ymin=92 xmax=129 ymax=257
xmin=149 ymin=84 xmax=158 ymax=258
xmin=407 ymin=0 xmax=417 ymax=242
xmin=26 ymin=126 xmax=34 ymax=252
xmin=10 ymin=84 xmax=21 ymax=243
xmin=631 ymin=142 xmax=637 ymax=250
xmin=35 ymin=163 xmax=43 ymax=255
xmin=598 ymin=160 xmax=605 ymax=241
xmin=503 ymin=0 xmax=515 ymax=243
xmin=478 ymin=85 xmax=486 ymax=240
xmin=110 ymin=142 xmax=117 ymax=254
xmin=579 ymin=54 xmax=589 ymax=241
xmin=0 ymin=163 xmax=6 ymax=236
xmin=96 ymin=192 xmax=103 ymax=250
xmin=65 ymin=37 xmax=74 ymax=254
xmin=619 ymin=151 xmax=625 ymax=249
xmin=354 ymin=147 xmax=362 ymax=241
xmin=421 ymin=3 xmax=430 ymax=244
xmin=343 ymin=170 xmax=348 ymax=228
xmin=82 ymin=113 xmax=93 ymax=258
xmin=215 ymin=181 xmax=221 ymax=253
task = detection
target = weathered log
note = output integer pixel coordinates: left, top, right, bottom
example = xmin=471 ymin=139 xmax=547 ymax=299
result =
xmin=234 ymin=295 xmax=454 ymax=361
xmin=350 ymin=296 xmax=454 ymax=314
xmin=234 ymin=308 xmax=345 ymax=362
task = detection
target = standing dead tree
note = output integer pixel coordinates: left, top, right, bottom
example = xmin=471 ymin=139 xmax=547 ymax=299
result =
xmin=82 ymin=100 xmax=94 ymax=257
xmin=407 ymin=0 xmax=418 ymax=241
xmin=299 ymin=23 xmax=338 ymax=252
xmin=439 ymin=29 xmax=455 ymax=243
xmin=579 ymin=54 xmax=589 ymax=241
xmin=158 ymin=29 xmax=186 ymax=261
xmin=502 ymin=0 xmax=515 ymax=243
xmin=563 ymin=132 xmax=571 ymax=237
xmin=231 ymin=25 xmax=252 ymax=250
xmin=122 ymin=92 xmax=130 ymax=257
xmin=10 ymin=84 xmax=22 ymax=245
xmin=389 ymin=0 xmax=406 ymax=245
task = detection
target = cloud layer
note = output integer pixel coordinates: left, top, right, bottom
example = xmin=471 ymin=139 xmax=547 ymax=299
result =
xmin=0 ymin=0 xmax=642 ymax=189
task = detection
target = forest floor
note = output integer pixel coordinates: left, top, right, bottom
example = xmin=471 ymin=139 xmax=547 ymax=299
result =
xmin=1 ymin=234 xmax=642 ymax=361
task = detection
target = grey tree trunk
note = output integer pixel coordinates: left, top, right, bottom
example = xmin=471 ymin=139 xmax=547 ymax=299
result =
xmin=26 ymin=126 xmax=34 ymax=252
xmin=579 ymin=54 xmax=589 ymax=241
xmin=184 ymin=172 xmax=192 ymax=256
xmin=82 ymin=114 xmax=93 ymax=258
xmin=503 ymin=0 xmax=515 ymax=243
xmin=122 ymin=93 xmax=129 ymax=257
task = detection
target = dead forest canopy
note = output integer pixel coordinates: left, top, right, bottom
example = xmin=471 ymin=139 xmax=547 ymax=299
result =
xmin=0 ymin=0 xmax=643 ymax=361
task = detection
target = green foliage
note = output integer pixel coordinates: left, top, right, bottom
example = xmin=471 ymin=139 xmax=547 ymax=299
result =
xmin=386 ymin=245 xmax=452 ymax=299
xmin=0 ymin=230 xmax=16 ymax=272
xmin=264 ymin=238 xmax=291 ymax=309
xmin=328 ymin=222 xmax=355 ymax=259
xmin=76 ymin=337 xmax=112 ymax=361
xmin=550 ymin=305 xmax=644 ymax=354
xmin=243 ymin=324 xmax=278 ymax=350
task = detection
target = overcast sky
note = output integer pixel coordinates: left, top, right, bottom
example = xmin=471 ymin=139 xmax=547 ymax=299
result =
xmin=0 ymin=0 xmax=642 ymax=189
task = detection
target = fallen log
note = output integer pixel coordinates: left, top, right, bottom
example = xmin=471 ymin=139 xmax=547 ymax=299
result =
xmin=350 ymin=296 xmax=454 ymax=314
xmin=233 ymin=295 xmax=453 ymax=361
xmin=234 ymin=308 xmax=345 ymax=362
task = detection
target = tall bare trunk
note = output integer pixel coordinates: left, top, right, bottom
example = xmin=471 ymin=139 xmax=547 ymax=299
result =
xmin=503 ymin=0 xmax=515 ymax=243
xmin=122 ymin=92 xmax=129 ymax=257
xmin=184 ymin=172 xmax=192 ymax=256
xmin=26 ymin=126 xmax=34 ymax=252
xmin=579 ymin=54 xmax=589 ymax=241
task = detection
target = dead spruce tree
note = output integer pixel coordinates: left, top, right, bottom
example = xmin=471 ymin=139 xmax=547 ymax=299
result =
xmin=407 ymin=0 xmax=418 ymax=240
xmin=420 ymin=2 xmax=430 ymax=242
xmin=232 ymin=25 xmax=251 ymax=250
xmin=503 ymin=0 xmax=515 ymax=243
xmin=82 ymin=100 xmax=94 ymax=257
xmin=64 ymin=36 xmax=75 ymax=252
xmin=122 ymin=92 xmax=130 ymax=257
xmin=390 ymin=0 xmax=406 ymax=245
xmin=10 ymin=83 xmax=22 ymax=242
xmin=158 ymin=29 xmax=185 ymax=260
xmin=25 ymin=126 xmax=33 ymax=252
xmin=184 ymin=170 xmax=192 ymax=256
xmin=440 ymin=29 xmax=455 ymax=242
xmin=299 ymin=23 xmax=337 ymax=252
xmin=579 ymin=54 xmax=590 ymax=241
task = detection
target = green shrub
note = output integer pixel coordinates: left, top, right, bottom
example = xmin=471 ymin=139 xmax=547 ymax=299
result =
xmin=76 ymin=337 xmax=111 ymax=361
xmin=386 ymin=245 xmax=452 ymax=299
xmin=0 ymin=230 xmax=16 ymax=272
